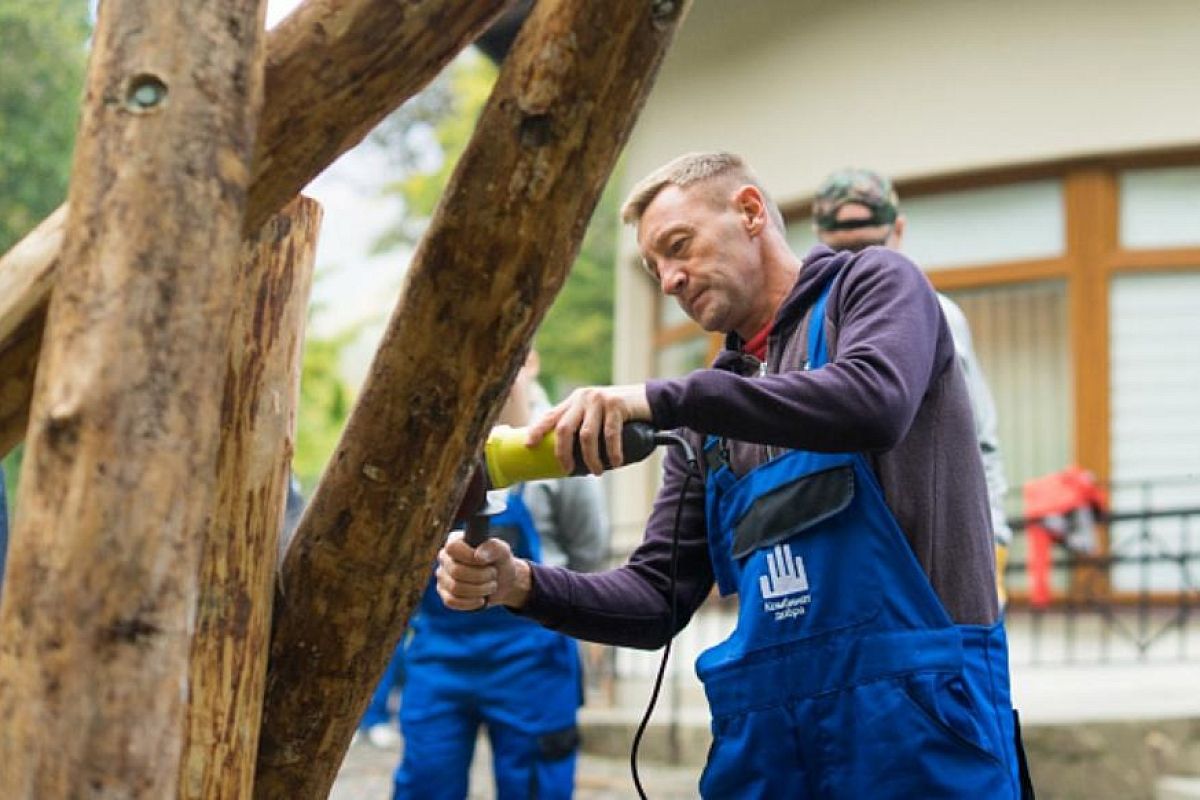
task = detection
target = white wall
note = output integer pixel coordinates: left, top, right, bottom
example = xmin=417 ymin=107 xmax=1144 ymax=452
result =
xmin=626 ymin=0 xmax=1200 ymax=205
xmin=614 ymin=0 xmax=1200 ymax=387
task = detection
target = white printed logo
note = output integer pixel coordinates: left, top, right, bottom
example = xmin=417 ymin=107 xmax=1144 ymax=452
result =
xmin=760 ymin=543 xmax=811 ymax=621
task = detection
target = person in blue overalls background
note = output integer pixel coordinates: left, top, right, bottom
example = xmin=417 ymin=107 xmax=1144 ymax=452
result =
xmin=394 ymin=351 xmax=609 ymax=800
xmin=435 ymin=153 xmax=1033 ymax=797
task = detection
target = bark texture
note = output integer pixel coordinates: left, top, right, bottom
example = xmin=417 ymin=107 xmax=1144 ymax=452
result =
xmin=178 ymin=197 xmax=320 ymax=800
xmin=253 ymin=0 xmax=691 ymax=796
xmin=0 ymin=0 xmax=509 ymax=459
xmin=0 ymin=0 xmax=267 ymax=796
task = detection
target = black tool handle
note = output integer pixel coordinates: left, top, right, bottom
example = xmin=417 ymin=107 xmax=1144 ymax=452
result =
xmin=569 ymin=421 xmax=659 ymax=476
xmin=463 ymin=514 xmax=490 ymax=548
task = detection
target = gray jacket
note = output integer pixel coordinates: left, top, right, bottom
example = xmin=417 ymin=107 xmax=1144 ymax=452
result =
xmin=522 ymin=476 xmax=609 ymax=572
xmin=937 ymin=295 xmax=1013 ymax=546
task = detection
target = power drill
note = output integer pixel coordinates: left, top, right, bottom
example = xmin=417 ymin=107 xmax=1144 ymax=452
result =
xmin=457 ymin=421 xmax=663 ymax=546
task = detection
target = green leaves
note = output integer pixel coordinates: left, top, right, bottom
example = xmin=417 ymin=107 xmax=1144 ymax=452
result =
xmin=0 ymin=1 xmax=87 ymax=504
xmin=294 ymin=322 xmax=359 ymax=493
xmin=0 ymin=0 xmax=89 ymax=254
xmin=534 ymin=179 xmax=618 ymax=396
xmin=370 ymin=50 xmax=619 ymax=400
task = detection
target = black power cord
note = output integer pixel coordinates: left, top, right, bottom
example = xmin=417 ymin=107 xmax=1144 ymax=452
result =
xmin=630 ymin=432 xmax=700 ymax=799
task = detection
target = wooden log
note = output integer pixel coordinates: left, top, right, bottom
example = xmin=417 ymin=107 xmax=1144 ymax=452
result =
xmin=178 ymin=197 xmax=320 ymax=800
xmin=0 ymin=0 xmax=267 ymax=795
xmin=253 ymin=0 xmax=691 ymax=796
xmin=0 ymin=208 xmax=63 ymax=455
xmin=0 ymin=0 xmax=510 ymax=459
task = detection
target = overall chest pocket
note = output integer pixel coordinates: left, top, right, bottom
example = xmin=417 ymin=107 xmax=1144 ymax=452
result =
xmin=731 ymin=464 xmax=855 ymax=559
xmin=730 ymin=461 xmax=885 ymax=644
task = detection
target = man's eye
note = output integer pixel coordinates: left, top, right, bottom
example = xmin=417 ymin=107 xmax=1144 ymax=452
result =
xmin=669 ymin=237 xmax=687 ymax=255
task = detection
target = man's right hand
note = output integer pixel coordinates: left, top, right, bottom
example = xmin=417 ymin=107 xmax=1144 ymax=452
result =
xmin=525 ymin=383 xmax=651 ymax=476
xmin=436 ymin=531 xmax=532 ymax=611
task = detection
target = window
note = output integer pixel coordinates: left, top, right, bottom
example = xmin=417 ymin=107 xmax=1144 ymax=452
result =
xmin=902 ymin=180 xmax=1064 ymax=269
xmin=1109 ymin=272 xmax=1200 ymax=591
xmin=946 ymin=281 xmax=1072 ymax=516
xmin=1119 ymin=167 xmax=1200 ymax=249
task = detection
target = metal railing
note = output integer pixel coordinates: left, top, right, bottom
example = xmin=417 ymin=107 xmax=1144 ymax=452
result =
xmin=1003 ymin=492 xmax=1200 ymax=666
xmin=584 ymin=478 xmax=1200 ymax=722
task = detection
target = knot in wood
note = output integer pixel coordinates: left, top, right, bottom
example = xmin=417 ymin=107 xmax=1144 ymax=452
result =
xmin=519 ymin=113 xmax=554 ymax=148
xmin=651 ymin=0 xmax=682 ymax=24
xmin=125 ymin=74 xmax=169 ymax=112
xmin=44 ymin=405 xmax=82 ymax=453
xmin=104 ymin=615 xmax=161 ymax=645
xmin=361 ymin=463 xmax=387 ymax=483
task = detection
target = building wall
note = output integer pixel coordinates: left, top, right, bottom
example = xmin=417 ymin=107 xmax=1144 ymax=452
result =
xmin=623 ymin=0 xmax=1200 ymax=204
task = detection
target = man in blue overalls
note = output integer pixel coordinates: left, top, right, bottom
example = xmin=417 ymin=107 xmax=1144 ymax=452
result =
xmin=435 ymin=152 xmax=1031 ymax=798
xmin=394 ymin=353 xmax=608 ymax=800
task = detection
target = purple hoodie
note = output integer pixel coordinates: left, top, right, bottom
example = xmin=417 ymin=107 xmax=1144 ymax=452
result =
xmin=521 ymin=245 xmax=998 ymax=648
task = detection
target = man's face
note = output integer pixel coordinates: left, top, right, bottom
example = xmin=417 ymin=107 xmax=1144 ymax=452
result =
xmin=815 ymin=202 xmax=903 ymax=252
xmin=636 ymin=184 xmax=765 ymax=336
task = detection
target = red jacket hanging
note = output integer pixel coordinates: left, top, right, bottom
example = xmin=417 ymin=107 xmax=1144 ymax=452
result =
xmin=1023 ymin=466 xmax=1108 ymax=607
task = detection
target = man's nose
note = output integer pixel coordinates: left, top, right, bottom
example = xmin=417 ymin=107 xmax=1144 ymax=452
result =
xmin=660 ymin=265 xmax=686 ymax=296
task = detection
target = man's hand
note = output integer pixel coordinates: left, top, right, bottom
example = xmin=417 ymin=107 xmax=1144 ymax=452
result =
xmin=525 ymin=384 xmax=651 ymax=475
xmin=436 ymin=531 xmax=532 ymax=611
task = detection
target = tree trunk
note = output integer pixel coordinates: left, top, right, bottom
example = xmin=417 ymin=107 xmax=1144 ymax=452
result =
xmin=253 ymin=0 xmax=691 ymax=796
xmin=178 ymin=197 xmax=320 ymax=800
xmin=0 ymin=0 xmax=267 ymax=795
xmin=0 ymin=0 xmax=510 ymax=459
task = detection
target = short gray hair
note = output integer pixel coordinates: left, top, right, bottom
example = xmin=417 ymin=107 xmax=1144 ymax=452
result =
xmin=620 ymin=151 xmax=785 ymax=232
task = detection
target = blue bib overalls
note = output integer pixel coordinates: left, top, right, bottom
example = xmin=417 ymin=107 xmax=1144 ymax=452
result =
xmin=697 ymin=279 xmax=1022 ymax=798
xmin=394 ymin=488 xmax=582 ymax=800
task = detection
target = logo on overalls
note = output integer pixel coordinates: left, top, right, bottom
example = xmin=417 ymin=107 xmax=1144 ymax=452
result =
xmin=760 ymin=543 xmax=811 ymax=621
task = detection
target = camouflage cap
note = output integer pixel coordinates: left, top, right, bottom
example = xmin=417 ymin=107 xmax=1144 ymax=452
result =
xmin=812 ymin=168 xmax=899 ymax=231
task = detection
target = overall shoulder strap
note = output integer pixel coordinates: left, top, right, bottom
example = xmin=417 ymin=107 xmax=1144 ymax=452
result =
xmin=805 ymin=273 xmax=839 ymax=370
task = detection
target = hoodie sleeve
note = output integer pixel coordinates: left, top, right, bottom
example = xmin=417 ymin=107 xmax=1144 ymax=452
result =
xmin=646 ymin=248 xmax=946 ymax=453
xmin=518 ymin=439 xmax=714 ymax=650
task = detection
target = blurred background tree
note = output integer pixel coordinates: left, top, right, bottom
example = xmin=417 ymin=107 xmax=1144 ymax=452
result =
xmin=0 ymin=28 xmax=620 ymax=496
xmin=292 ymin=317 xmax=358 ymax=492
xmin=0 ymin=0 xmax=90 ymax=502
xmin=0 ymin=0 xmax=88 ymax=254
xmin=371 ymin=51 xmax=618 ymax=400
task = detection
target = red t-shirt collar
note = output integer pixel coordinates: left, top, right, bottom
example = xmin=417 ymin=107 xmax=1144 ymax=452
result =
xmin=742 ymin=320 xmax=772 ymax=361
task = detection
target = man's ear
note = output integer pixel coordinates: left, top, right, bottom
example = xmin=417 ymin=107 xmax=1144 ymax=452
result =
xmin=889 ymin=215 xmax=907 ymax=249
xmin=733 ymin=185 xmax=766 ymax=235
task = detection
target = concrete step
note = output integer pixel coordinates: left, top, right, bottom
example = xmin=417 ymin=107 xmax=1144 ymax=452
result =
xmin=1158 ymin=776 xmax=1200 ymax=800
xmin=579 ymin=706 xmax=711 ymax=768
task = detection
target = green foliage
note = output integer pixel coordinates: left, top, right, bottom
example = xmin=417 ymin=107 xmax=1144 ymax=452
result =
xmin=0 ymin=0 xmax=88 ymax=507
xmin=372 ymin=51 xmax=619 ymax=400
xmin=0 ymin=0 xmax=89 ymax=253
xmin=3 ymin=445 xmax=23 ymax=515
xmin=534 ymin=182 xmax=617 ymax=397
xmin=371 ymin=53 xmax=497 ymax=252
xmin=293 ymin=320 xmax=357 ymax=493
